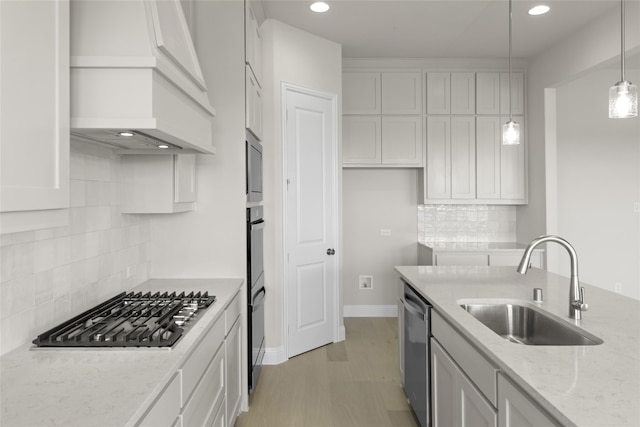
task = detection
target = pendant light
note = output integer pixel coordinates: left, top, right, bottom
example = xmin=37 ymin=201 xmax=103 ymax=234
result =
xmin=503 ymin=0 xmax=521 ymax=145
xmin=609 ymin=0 xmax=638 ymax=118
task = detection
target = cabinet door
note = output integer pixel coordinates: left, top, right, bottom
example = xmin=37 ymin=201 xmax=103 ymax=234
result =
xmin=500 ymin=118 xmax=526 ymax=201
xmin=381 ymin=116 xmax=423 ymax=165
xmin=451 ymin=73 xmax=476 ymax=115
xmin=476 ymin=117 xmax=501 ymax=200
xmin=500 ymin=72 xmax=524 ymax=116
xmin=381 ymin=72 xmax=422 ymax=114
xmin=427 ymin=72 xmax=451 ymax=114
xmin=343 ymin=116 xmax=382 ymax=164
xmin=0 ymin=1 xmax=69 ymax=219
xmin=397 ymin=280 xmax=405 ymax=384
xmin=476 ymin=73 xmax=501 ymax=115
xmin=343 ymin=72 xmax=381 ymax=114
xmin=138 ymin=374 xmax=182 ymax=427
xmin=426 ymin=117 xmax=451 ymax=198
xmin=174 ymin=154 xmax=196 ymax=203
xmin=432 ymin=339 xmax=458 ymax=427
xmin=246 ymin=66 xmax=263 ymax=140
xmin=451 ymin=117 xmax=476 ymax=199
xmin=225 ymin=318 xmax=242 ymax=425
xmin=460 ymin=372 xmax=498 ymax=427
xmin=245 ymin=3 xmax=262 ymax=85
xmin=498 ymin=374 xmax=560 ymax=427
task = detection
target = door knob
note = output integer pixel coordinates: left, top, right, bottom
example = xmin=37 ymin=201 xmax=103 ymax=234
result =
xmin=326 ymin=248 xmax=335 ymax=255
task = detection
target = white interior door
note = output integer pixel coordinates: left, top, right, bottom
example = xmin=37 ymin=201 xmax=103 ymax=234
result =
xmin=283 ymin=84 xmax=338 ymax=358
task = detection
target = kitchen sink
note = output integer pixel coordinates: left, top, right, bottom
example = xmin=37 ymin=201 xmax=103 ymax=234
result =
xmin=458 ymin=300 xmax=604 ymax=346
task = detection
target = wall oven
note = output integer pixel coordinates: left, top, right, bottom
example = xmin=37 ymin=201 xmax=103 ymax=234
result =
xmin=246 ymin=131 xmax=263 ymax=203
xmin=247 ymin=206 xmax=265 ymax=393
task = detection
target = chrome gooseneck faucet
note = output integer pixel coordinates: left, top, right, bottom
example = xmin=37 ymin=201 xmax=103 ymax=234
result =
xmin=517 ymin=235 xmax=588 ymax=320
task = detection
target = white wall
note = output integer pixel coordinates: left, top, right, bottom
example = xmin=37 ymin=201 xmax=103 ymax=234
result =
xmin=521 ymin=2 xmax=640 ymax=298
xmin=148 ymin=1 xmax=247 ymax=280
xmin=342 ymin=169 xmax=417 ymax=314
xmin=518 ymin=2 xmax=640 ymax=244
xmin=555 ymin=69 xmax=640 ymax=299
xmin=261 ymin=19 xmax=342 ymax=354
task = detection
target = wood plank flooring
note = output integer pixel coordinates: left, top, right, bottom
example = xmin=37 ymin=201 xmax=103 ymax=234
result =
xmin=235 ymin=318 xmax=420 ymax=427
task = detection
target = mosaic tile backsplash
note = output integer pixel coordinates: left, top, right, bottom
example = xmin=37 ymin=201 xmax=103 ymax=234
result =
xmin=418 ymin=204 xmax=516 ymax=244
xmin=0 ymin=140 xmax=152 ymax=355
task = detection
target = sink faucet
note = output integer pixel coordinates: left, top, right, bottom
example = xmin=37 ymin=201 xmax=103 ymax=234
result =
xmin=517 ymin=235 xmax=588 ymax=320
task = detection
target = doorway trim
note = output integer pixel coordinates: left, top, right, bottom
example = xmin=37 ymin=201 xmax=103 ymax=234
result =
xmin=280 ymin=82 xmax=342 ymax=360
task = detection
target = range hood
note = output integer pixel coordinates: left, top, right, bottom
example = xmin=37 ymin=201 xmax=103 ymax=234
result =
xmin=70 ymin=0 xmax=216 ymax=154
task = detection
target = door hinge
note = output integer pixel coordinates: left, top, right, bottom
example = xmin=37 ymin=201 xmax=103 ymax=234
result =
xmin=287 ymin=178 xmax=290 ymax=191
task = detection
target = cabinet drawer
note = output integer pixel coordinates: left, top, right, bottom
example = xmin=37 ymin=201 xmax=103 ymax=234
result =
xmin=182 ymin=344 xmax=225 ymax=427
xmin=180 ymin=316 xmax=225 ymax=405
xmin=137 ymin=373 xmax=181 ymax=427
xmin=225 ymin=290 xmax=241 ymax=335
xmin=432 ymin=311 xmax=498 ymax=405
xmin=435 ymin=253 xmax=489 ymax=266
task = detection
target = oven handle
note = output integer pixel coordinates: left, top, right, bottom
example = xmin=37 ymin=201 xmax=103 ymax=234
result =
xmin=251 ymin=287 xmax=266 ymax=310
xmin=250 ymin=220 xmax=265 ymax=231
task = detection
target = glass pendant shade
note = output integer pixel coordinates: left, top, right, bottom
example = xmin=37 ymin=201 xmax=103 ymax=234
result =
xmin=502 ymin=120 xmax=521 ymax=145
xmin=609 ymin=80 xmax=638 ymax=118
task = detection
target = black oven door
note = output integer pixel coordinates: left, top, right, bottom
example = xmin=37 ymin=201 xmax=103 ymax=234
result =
xmin=246 ymin=131 xmax=263 ymax=202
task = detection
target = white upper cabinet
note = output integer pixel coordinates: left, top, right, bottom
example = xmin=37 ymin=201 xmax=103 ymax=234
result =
xmin=426 ymin=117 xmax=475 ymax=200
xmin=427 ymin=72 xmax=475 ymax=115
xmin=427 ymin=72 xmax=451 ymax=114
xmin=70 ymin=0 xmax=216 ymax=154
xmin=343 ymin=70 xmax=423 ymax=167
xmin=343 ymin=72 xmax=382 ymax=114
xmin=0 ymin=0 xmax=70 ymax=231
xmin=246 ymin=65 xmax=263 ymax=140
xmin=476 ymin=72 xmax=501 ymax=115
xmin=246 ymin=2 xmax=262 ymax=86
xmin=343 ymin=116 xmax=382 ymax=164
xmin=381 ymin=116 xmax=423 ymax=165
xmin=476 ymin=116 xmax=527 ymax=203
xmin=382 ymin=72 xmax=422 ymax=114
xmin=500 ymin=72 xmax=524 ymax=116
xmin=477 ymin=72 xmax=524 ymax=116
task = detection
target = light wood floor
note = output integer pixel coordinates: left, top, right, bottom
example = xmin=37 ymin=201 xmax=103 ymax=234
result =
xmin=235 ymin=317 xmax=420 ymax=427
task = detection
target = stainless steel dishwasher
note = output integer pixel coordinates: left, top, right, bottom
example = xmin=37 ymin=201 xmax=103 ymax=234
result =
xmin=402 ymin=281 xmax=431 ymax=427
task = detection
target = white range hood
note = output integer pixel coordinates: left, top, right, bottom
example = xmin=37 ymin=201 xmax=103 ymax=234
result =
xmin=70 ymin=0 xmax=216 ymax=154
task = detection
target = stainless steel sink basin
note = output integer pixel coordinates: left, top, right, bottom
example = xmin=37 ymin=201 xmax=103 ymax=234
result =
xmin=458 ymin=300 xmax=603 ymax=346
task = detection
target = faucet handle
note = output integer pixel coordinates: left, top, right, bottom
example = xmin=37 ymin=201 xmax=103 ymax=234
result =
xmin=573 ymin=287 xmax=589 ymax=311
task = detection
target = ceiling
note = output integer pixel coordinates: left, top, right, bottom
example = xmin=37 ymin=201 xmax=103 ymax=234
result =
xmin=260 ymin=0 xmax=624 ymax=60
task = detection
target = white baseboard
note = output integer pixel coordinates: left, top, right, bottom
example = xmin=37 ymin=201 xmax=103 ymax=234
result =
xmin=343 ymin=304 xmax=398 ymax=317
xmin=262 ymin=346 xmax=286 ymax=365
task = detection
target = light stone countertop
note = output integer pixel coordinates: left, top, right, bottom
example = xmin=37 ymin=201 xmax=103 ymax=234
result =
xmin=0 ymin=278 xmax=243 ymax=427
xmin=395 ymin=265 xmax=640 ymax=427
xmin=419 ymin=241 xmax=539 ymax=251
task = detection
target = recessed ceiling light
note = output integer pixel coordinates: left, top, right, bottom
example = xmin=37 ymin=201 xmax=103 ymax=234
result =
xmin=158 ymin=144 xmax=170 ymax=149
xmin=310 ymin=2 xmax=329 ymax=13
xmin=528 ymin=5 xmax=550 ymax=15
xmin=118 ymin=131 xmax=134 ymax=137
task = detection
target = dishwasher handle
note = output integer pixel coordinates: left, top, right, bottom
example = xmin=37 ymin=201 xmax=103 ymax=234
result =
xmin=403 ymin=294 xmax=426 ymax=321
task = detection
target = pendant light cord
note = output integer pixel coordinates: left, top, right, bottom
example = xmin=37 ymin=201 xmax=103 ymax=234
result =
xmin=508 ymin=0 xmax=513 ymax=120
xmin=621 ymin=0 xmax=626 ymax=82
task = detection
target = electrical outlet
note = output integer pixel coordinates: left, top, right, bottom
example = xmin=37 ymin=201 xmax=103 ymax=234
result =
xmin=126 ymin=265 xmax=136 ymax=278
xmin=614 ymin=282 xmax=622 ymax=293
xmin=359 ymin=275 xmax=373 ymax=290
xmin=380 ymin=229 xmax=391 ymax=236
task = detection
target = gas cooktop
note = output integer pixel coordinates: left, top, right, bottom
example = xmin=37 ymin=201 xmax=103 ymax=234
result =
xmin=32 ymin=291 xmax=216 ymax=348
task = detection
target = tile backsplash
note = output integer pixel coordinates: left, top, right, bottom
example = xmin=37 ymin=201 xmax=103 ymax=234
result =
xmin=418 ymin=204 xmax=516 ymax=244
xmin=0 ymin=140 xmax=151 ymax=355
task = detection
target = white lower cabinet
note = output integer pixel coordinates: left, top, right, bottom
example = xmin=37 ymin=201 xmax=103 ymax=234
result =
xmin=432 ymin=339 xmax=497 ymax=427
xmin=135 ymin=291 xmax=242 ymax=427
xmin=498 ymin=374 xmax=560 ymax=427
